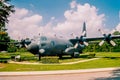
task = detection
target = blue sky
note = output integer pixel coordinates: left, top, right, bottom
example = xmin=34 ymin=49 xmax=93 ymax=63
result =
xmin=7 ymin=0 xmax=120 ymax=39
xmin=10 ymin=0 xmax=120 ymax=28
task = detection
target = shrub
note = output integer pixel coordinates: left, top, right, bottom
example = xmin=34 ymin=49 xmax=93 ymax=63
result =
xmin=17 ymin=48 xmax=27 ymax=52
xmin=0 ymin=57 xmax=10 ymax=63
xmin=20 ymin=56 xmax=38 ymax=61
xmin=41 ymin=56 xmax=59 ymax=64
xmin=88 ymin=53 xmax=96 ymax=58
xmin=10 ymin=53 xmax=20 ymax=60
xmin=7 ymin=44 xmax=17 ymax=52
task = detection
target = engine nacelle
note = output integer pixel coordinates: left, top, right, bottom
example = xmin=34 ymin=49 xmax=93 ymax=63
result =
xmin=27 ymin=43 xmax=39 ymax=55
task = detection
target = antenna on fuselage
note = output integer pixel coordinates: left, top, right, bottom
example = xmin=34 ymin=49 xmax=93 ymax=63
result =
xmin=39 ymin=33 xmax=40 ymax=37
xmin=54 ymin=34 xmax=58 ymax=38
xmin=70 ymin=33 xmax=75 ymax=38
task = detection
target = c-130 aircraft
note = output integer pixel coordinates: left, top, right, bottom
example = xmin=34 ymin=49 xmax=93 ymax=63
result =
xmin=21 ymin=22 xmax=120 ymax=60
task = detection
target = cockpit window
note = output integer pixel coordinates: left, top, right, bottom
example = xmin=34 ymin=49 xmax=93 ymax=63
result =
xmin=51 ymin=41 xmax=55 ymax=46
xmin=40 ymin=36 xmax=47 ymax=47
xmin=40 ymin=36 xmax=47 ymax=41
xmin=41 ymin=43 xmax=46 ymax=47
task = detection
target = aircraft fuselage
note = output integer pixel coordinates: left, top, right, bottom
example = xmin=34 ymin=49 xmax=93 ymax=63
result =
xmin=25 ymin=36 xmax=83 ymax=58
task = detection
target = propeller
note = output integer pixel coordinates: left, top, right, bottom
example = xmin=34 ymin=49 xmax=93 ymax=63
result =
xmin=98 ymin=29 xmax=116 ymax=46
xmin=17 ymin=38 xmax=32 ymax=48
xmin=79 ymin=30 xmax=89 ymax=46
xmin=70 ymin=22 xmax=88 ymax=48
xmin=74 ymin=42 xmax=79 ymax=48
xmin=73 ymin=31 xmax=89 ymax=48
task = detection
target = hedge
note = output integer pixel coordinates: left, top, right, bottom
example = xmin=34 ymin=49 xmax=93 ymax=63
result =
xmin=0 ymin=57 xmax=10 ymax=63
xmin=41 ymin=56 xmax=59 ymax=64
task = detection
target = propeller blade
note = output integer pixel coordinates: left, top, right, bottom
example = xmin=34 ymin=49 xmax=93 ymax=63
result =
xmin=74 ymin=43 xmax=79 ymax=48
xmin=110 ymin=40 xmax=116 ymax=46
xmin=24 ymin=44 xmax=28 ymax=48
xmin=98 ymin=29 xmax=105 ymax=35
xmin=81 ymin=31 xmax=86 ymax=36
xmin=19 ymin=44 xmax=22 ymax=48
xmin=65 ymin=47 xmax=75 ymax=53
xmin=83 ymin=41 xmax=89 ymax=46
xmin=99 ymin=40 xmax=105 ymax=46
xmin=110 ymin=29 xmax=116 ymax=35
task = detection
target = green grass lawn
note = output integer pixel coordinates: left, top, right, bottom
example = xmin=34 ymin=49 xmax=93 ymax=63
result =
xmin=96 ymin=52 xmax=120 ymax=57
xmin=0 ymin=52 xmax=120 ymax=71
xmin=0 ymin=52 xmax=91 ymax=63
xmin=0 ymin=58 xmax=120 ymax=71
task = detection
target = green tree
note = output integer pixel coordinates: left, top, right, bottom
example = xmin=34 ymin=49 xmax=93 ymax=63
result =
xmin=112 ymin=31 xmax=120 ymax=52
xmin=0 ymin=0 xmax=14 ymax=29
xmin=113 ymin=31 xmax=120 ymax=35
xmin=0 ymin=0 xmax=14 ymax=51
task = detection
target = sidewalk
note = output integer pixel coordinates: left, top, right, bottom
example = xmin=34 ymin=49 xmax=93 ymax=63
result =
xmin=9 ymin=58 xmax=100 ymax=65
xmin=0 ymin=67 xmax=120 ymax=76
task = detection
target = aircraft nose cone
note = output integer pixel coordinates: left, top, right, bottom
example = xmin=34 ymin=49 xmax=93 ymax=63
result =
xmin=27 ymin=43 xmax=39 ymax=50
xmin=27 ymin=43 xmax=39 ymax=55
xmin=39 ymin=49 xmax=45 ymax=53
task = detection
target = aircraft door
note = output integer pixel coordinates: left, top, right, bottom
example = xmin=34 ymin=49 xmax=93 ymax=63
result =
xmin=51 ymin=41 xmax=55 ymax=46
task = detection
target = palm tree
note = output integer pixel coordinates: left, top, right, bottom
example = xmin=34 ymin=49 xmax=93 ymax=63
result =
xmin=0 ymin=0 xmax=14 ymax=51
xmin=0 ymin=0 xmax=14 ymax=30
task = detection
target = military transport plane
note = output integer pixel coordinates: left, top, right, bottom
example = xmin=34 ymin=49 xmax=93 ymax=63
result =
xmin=21 ymin=22 xmax=120 ymax=60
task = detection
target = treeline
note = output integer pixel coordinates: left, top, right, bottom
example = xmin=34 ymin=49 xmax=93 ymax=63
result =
xmin=83 ymin=39 xmax=120 ymax=52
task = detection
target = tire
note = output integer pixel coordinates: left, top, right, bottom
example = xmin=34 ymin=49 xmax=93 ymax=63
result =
xmin=58 ymin=54 xmax=62 ymax=59
xmin=71 ymin=53 xmax=74 ymax=58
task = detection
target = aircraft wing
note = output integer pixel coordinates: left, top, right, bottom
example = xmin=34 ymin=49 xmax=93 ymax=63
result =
xmin=69 ymin=35 xmax=120 ymax=45
xmin=85 ymin=35 xmax=120 ymax=41
xmin=69 ymin=37 xmax=102 ymax=45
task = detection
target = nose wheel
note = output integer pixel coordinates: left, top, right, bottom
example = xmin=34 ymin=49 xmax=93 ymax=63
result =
xmin=71 ymin=52 xmax=79 ymax=58
xmin=38 ymin=52 xmax=41 ymax=61
xmin=58 ymin=54 xmax=62 ymax=59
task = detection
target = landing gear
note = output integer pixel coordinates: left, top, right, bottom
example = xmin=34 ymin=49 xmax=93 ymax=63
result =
xmin=71 ymin=53 xmax=74 ymax=58
xmin=38 ymin=52 xmax=41 ymax=61
xmin=58 ymin=54 xmax=62 ymax=59
xmin=71 ymin=52 xmax=80 ymax=58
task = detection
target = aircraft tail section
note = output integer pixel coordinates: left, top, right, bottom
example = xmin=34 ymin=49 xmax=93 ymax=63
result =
xmin=82 ymin=22 xmax=87 ymax=37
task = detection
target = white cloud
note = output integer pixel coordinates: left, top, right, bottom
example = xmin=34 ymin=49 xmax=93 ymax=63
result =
xmin=54 ymin=2 xmax=105 ymax=38
xmin=7 ymin=8 xmax=43 ymax=40
xmin=116 ymin=23 xmax=120 ymax=31
xmin=70 ymin=0 xmax=77 ymax=8
xmin=13 ymin=8 xmax=29 ymax=19
xmin=7 ymin=1 xmax=106 ymax=40
xmin=22 ymin=15 xmax=42 ymax=24
xmin=30 ymin=4 xmax=34 ymax=8
xmin=115 ymin=11 xmax=120 ymax=32
xmin=51 ymin=17 xmax=55 ymax=20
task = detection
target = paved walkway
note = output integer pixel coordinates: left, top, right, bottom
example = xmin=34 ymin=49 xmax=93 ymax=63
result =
xmin=62 ymin=58 xmax=99 ymax=64
xmin=0 ymin=67 xmax=120 ymax=76
xmin=0 ymin=70 xmax=116 ymax=80
xmin=9 ymin=58 xmax=100 ymax=65
xmin=1 ymin=58 xmax=120 ymax=80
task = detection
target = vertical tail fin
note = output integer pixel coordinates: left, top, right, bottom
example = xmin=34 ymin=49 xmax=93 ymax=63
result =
xmin=82 ymin=22 xmax=87 ymax=37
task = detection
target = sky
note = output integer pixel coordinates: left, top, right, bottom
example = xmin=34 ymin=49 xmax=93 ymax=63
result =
xmin=6 ymin=0 xmax=120 ymax=40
